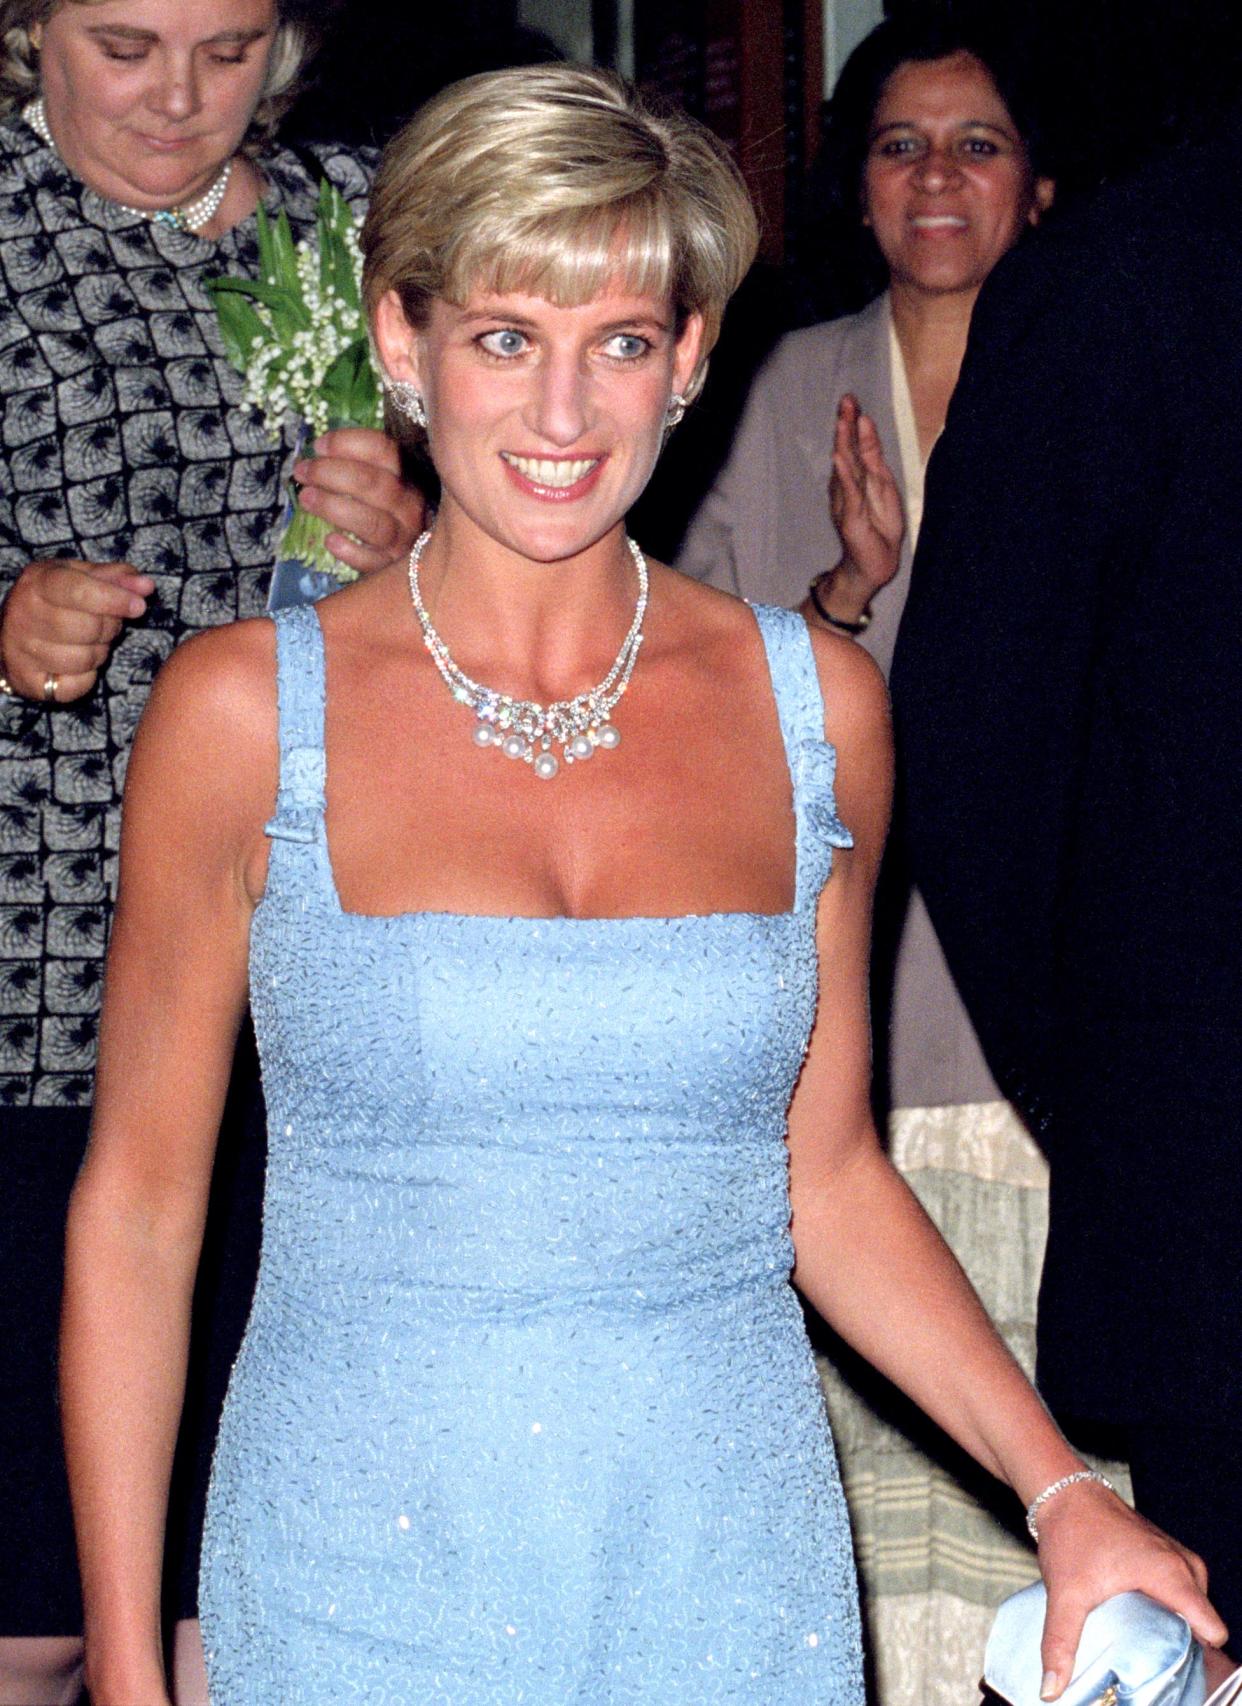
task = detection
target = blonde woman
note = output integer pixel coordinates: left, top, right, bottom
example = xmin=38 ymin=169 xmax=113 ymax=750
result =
xmin=62 ymin=66 xmax=1221 ymax=1706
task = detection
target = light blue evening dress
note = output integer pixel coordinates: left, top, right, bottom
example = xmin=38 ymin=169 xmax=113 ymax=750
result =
xmin=199 ymin=599 xmax=863 ymax=1704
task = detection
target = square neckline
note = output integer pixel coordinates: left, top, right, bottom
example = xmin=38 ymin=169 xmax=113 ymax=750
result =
xmin=258 ymin=600 xmax=828 ymax=931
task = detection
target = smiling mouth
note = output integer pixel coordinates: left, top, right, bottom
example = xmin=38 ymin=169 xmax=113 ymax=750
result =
xmin=910 ymin=215 xmax=968 ymax=231
xmin=500 ymin=453 xmax=602 ymax=490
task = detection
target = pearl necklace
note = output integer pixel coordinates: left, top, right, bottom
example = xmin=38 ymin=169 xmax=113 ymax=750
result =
xmin=407 ymin=530 xmax=648 ymax=781
xmin=24 ymin=98 xmax=233 ymax=232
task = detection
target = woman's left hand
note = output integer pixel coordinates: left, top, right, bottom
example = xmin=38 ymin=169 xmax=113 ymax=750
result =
xmin=827 ymin=392 xmax=904 ymax=599
xmin=1036 ymin=1478 xmax=1228 ymax=1699
xmin=294 ymin=427 xmax=426 ymax=575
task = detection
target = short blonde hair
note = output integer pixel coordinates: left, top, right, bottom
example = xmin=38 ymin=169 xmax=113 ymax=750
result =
xmin=362 ymin=64 xmax=758 ymax=417
xmin=0 ymin=0 xmax=317 ymax=149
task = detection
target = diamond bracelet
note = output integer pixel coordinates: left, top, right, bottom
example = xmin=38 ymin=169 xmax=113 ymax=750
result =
xmin=1026 ymin=1469 xmax=1116 ymax=1543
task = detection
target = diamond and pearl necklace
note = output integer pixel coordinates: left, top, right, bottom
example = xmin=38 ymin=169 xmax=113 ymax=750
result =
xmin=407 ymin=530 xmax=648 ymax=781
xmin=24 ymin=98 xmax=233 ymax=232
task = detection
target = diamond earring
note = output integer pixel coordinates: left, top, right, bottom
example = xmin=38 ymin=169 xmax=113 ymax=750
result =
xmin=665 ymin=392 xmax=687 ymax=431
xmin=384 ymin=378 xmax=428 ymax=430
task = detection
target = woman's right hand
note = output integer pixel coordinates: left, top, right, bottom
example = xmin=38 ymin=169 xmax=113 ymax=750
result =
xmin=1034 ymin=1477 xmax=1226 ymax=1699
xmin=826 ymin=392 xmax=904 ymax=604
xmin=0 ymin=558 xmax=153 ymax=701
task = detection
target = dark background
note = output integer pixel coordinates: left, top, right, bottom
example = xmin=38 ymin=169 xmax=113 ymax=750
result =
xmin=288 ymin=0 xmax=1242 ymax=234
xmin=283 ymin=0 xmax=1242 ymax=553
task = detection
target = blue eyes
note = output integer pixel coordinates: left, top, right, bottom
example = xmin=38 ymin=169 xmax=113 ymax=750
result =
xmin=605 ymin=334 xmax=650 ymax=359
xmin=479 ymin=329 xmax=528 ymax=358
xmin=476 ymin=330 xmax=653 ymax=361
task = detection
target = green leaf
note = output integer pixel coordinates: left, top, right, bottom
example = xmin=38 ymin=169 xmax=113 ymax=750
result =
xmin=271 ymin=209 xmax=300 ymax=294
xmin=313 ymin=181 xmax=362 ymax=312
xmin=325 ymin=179 xmax=349 ymax=240
xmin=331 ymin=191 xmax=358 ymax=305
xmin=210 ymin=274 xmax=310 ymax=331
xmin=325 ymin=229 xmax=352 ymax=310
xmin=316 ymin=339 xmax=382 ymax=430
xmin=255 ymin=202 xmax=279 ymax=285
xmin=318 ymin=180 xmax=335 ymax=294
xmin=350 ymin=348 xmax=382 ymax=428
xmin=334 ymin=241 xmax=358 ymax=313
xmin=209 ymin=274 xmax=277 ymax=307
xmin=209 ymin=288 xmax=268 ymax=367
xmin=210 ymin=171 xmax=372 ymax=436
xmin=320 ymin=339 xmax=363 ymax=420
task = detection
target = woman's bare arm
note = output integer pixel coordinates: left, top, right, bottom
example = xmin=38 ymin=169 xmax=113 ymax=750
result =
xmin=61 ymin=621 xmax=277 ymax=1705
xmin=786 ymin=628 xmax=1225 ymax=1696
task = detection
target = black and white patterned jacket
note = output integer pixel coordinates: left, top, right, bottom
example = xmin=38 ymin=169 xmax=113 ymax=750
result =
xmin=0 ymin=115 xmax=374 ymax=1106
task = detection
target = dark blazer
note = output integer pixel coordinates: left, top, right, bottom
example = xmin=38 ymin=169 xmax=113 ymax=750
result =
xmin=890 ymin=141 xmax=1242 ymax=1427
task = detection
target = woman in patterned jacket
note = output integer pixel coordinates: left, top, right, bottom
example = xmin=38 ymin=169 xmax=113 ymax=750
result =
xmin=0 ymin=2 xmax=422 ymax=1699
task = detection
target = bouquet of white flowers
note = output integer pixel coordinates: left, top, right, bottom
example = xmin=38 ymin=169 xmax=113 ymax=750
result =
xmin=208 ymin=181 xmax=381 ymax=588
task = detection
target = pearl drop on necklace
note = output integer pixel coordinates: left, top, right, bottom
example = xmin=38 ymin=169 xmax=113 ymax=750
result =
xmin=407 ymin=531 xmax=647 ymax=780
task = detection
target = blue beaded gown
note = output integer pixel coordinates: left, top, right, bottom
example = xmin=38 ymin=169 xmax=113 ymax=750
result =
xmin=199 ymin=598 xmax=864 ymax=1704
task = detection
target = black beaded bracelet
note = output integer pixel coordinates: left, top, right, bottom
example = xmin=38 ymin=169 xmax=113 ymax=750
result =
xmin=808 ymin=575 xmax=871 ymax=635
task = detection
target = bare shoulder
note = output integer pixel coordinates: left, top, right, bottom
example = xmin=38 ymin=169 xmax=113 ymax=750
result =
xmin=649 ymin=559 xmax=764 ymax=645
xmin=650 ymin=565 xmax=887 ymax=727
xmin=129 ymin=617 xmax=279 ymax=822
xmin=806 ymin=623 xmax=889 ymax=742
xmin=653 ymin=567 xmax=887 ymax=715
xmin=139 ymin=616 xmax=277 ymax=748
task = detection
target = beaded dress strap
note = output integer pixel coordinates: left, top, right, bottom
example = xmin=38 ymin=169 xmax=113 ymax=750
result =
xmin=749 ymin=602 xmax=853 ymax=911
xmin=264 ymin=604 xmax=327 ymax=845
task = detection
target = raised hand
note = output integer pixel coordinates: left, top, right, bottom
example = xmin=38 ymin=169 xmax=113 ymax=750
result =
xmin=1036 ymin=1477 xmax=1227 ymax=1700
xmin=826 ymin=392 xmax=904 ymax=602
xmin=293 ymin=426 xmax=426 ymax=576
xmin=0 ymin=559 xmax=153 ymax=702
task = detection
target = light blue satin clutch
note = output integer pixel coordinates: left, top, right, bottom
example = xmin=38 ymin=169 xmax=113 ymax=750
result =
xmin=985 ymin=1583 xmax=1206 ymax=1705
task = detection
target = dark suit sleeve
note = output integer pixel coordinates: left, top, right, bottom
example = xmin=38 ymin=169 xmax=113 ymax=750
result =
xmin=889 ymin=218 xmax=1165 ymax=1126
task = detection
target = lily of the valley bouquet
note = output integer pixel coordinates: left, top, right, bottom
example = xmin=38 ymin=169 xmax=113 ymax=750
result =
xmin=208 ymin=182 xmax=381 ymax=591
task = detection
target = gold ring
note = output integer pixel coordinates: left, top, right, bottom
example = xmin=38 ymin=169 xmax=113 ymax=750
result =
xmin=42 ymin=673 xmax=59 ymax=702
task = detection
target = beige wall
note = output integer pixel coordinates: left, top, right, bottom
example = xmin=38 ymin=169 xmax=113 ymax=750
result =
xmin=824 ymin=0 xmax=882 ymax=94
xmin=517 ymin=0 xmax=594 ymax=62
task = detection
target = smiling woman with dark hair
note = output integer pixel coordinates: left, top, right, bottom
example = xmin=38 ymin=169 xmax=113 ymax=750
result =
xmin=679 ymin=14 xmax=1055 ymax=630
xmin=0 ymin=3 xmax=422 ymax=1700
xmin=808 ymin=12 xmax=1052 ymax=311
